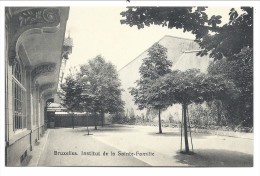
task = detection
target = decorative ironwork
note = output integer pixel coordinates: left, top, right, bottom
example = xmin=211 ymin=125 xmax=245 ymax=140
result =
xmin=6 ymin=7 xmax=61 ymax=66
xmin=18 ymin=8 xmax=60 ymax=27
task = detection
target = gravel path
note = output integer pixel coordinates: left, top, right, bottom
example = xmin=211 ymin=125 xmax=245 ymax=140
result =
xmin=32 ymin=124 xmax=253 ymax=167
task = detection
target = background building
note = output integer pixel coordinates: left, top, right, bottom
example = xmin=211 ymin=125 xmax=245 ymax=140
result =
xmin=5 ymin=7 xmax=71 ymax=166
xmin=119 ymin=35 xmax=212 ymax=122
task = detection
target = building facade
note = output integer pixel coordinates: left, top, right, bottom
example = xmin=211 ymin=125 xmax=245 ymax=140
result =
xmin=119 ymin=35 xmax=212 ymax=122
xmin=5 ymin=7 xmax=71 ymax=166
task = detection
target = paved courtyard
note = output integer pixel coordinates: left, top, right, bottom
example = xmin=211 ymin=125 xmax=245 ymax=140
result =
xmin=28 ymin=124 xmax=253 ymax=167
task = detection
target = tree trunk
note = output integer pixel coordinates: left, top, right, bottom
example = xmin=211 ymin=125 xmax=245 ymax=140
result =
xmin=86 ymin=112 xmax=90 ymax=135
xmin=158 ymin=109 xmax=162 ymax=134
xmin=216 ymin=101 xmax=221 ymax=126
xmin=72 ymin=114 xmax=74 ymax=129
xmin=239 ymin=100 xmax=245 ymax=126
xmin=94 ymin=112 xmax=98 ymax=130
xmin=183 ymin=104 xmax=189 ymax=153
xmin=101 ymin=112 xmax=104 ymax=127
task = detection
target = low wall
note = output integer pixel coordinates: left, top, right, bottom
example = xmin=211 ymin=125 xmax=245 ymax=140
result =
xmin=192 ymin=128 xmax=253 ymax=139
xmin=54 ymin=114 xmax=101 ymax=128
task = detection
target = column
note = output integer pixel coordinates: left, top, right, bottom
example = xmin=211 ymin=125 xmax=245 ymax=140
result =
xmin=25 ymin=67 xmax=33 ymax=131
xmin=35 ymin=83 xmax=39 ymax=128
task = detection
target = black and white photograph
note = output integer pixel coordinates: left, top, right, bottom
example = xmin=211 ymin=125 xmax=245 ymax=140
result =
xmin=1 ymin=1 xmax=260 ymax=176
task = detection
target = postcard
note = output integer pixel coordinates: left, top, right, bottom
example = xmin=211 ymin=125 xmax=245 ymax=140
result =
xmin=1 ymin=1 xmax=259 ymax=176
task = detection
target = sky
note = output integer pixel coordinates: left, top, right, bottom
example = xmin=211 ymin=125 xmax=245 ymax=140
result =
xmin=64 ymin=6 xmax=238 ymax=75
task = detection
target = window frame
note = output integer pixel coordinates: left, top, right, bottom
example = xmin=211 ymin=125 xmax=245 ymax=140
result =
xmin=12 ymin=60 xmax=26 ymax=132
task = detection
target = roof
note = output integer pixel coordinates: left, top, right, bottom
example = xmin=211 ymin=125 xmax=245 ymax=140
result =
xmin=119 ymin=35 xmax=211 ymax=73
xmin=119 ymin=35 xmax=200 ymax=72
xmin=48 ymin=102 xmax=63 ymax=108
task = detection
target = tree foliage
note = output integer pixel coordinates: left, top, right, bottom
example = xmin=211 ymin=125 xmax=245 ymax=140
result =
xmin=79 ymin=55 xmax=125 ymax=128
xmin=130 ymin=43 xmax=172 ymax=110
xmin=163 ymin=69 xmax=204 ymax=105
xmin=120 ymin=7 xmax=253 ymax=60
xmin=130 ymin=43 xmax=172 ymax=133
xmin=121 ymin=6 xmax=253 ymax=128
xmin=160 ymin=68 xmax=238 ymax=152
xmin=60 ymin=74 xmax=83 ymax=112
xmin=197 ymin=7 xmax=253 ymax=60
xmin=161 ymin=69 xmax=237 ymax=106
xmin=60 ymin=56 xmax=124 ymax=129
xmin=208 ymin=48 xmax=253 ymax=126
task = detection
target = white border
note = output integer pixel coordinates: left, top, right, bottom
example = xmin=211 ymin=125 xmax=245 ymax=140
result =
xmin=1 ymin=1 xmax=260 ymax=176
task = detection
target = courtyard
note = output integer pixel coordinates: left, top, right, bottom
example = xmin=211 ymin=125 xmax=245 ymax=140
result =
xmin=27 ymin=125 xmax=253 ymax=167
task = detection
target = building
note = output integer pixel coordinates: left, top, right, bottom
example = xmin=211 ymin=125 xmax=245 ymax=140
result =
xmin=118 ymin=35 xmax=212 ymax=122
xmin=5 ymin=7 xmax=71 ymax=166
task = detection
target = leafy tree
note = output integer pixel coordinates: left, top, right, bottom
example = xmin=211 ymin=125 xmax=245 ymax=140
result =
xmin=59 ymin=73 xmax=83 ymax=128
xmin=162 ymin=69 xmax=203 ymax=153
xmin=120 ymin=7 xmax=253 ymax=60
xmin=162 ymin=69 xmax=237 ymax=153
xmin=60 ymin=75 xmax=83 ymax=112
xmin=168 ymin=113 xmax=174 ymax=123
xmin=208 ymin=48 xmax=253 ymax=127
xmin=129 ymin=108 xmax=136 ymax=123
xmin=79 ymin=55 xmax=125 ymax=129
xmin=121 ymin=6 xmax=253 ymax=128
xmin=196 ymin=7 xmax=252 ymax=60
xmin=205 ymin=100 xmax=225 ymax=126
xmin=130 ymin=43 xmax=172 ymax=133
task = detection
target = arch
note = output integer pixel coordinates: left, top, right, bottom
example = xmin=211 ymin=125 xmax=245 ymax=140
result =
xmin=31 ymin=62 xmax=57 ymax=83
xmin=39 ymin=82 xmax=56 ymax=97
xmin=42 ymin=90 xmax=56 ymax=103
xmin=7 ymin=7 xmax=61 ymax=66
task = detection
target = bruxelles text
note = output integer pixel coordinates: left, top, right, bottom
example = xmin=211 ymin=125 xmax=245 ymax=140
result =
xmin=54 ymin=150 xmax=155 ymax=157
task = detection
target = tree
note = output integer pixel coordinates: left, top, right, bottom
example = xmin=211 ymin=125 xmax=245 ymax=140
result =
xmin=59 ymin=73 xmax=83 ymax=128
xmin=79 ymin=55 xmax=125 ymax=129
xmin=196 ymin=8 xmax=252 ymax=60
xmin=120 ymin=7 xmax=253 ymax=60
xmin=208 ymin=48 xmax=253 ymax=127
xmin=162 ymin=69 xmax=237 ymax=153
xmin=163 ymin=69 xmax=204 ymax=153
xmin=130 ymin=43 xmax=172 ymax=133
xmin=121 ymin=6 xmax=253 ymax=128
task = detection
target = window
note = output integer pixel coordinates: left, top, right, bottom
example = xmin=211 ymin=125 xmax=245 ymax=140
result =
xmin=12 ymin=60 xmax=26 ymax=131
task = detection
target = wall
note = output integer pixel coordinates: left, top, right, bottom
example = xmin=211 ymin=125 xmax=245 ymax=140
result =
xmin=5 ymin=7 xmax=69 ymax=166
xmin=118 ymin=35 xmax=212 ymax=122
xmin=54 ymin=114 xmax=101 ymax=128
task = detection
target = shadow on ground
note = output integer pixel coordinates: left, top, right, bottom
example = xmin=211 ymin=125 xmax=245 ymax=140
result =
xmin=147 ymin=132 xmax=211 ymax=139
xmin=174 ymin=149 xmax=253 ymax=167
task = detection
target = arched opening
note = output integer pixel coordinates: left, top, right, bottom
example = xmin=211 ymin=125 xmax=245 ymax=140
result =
xmin=45 ymin=98 xmax=54 ymax=128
